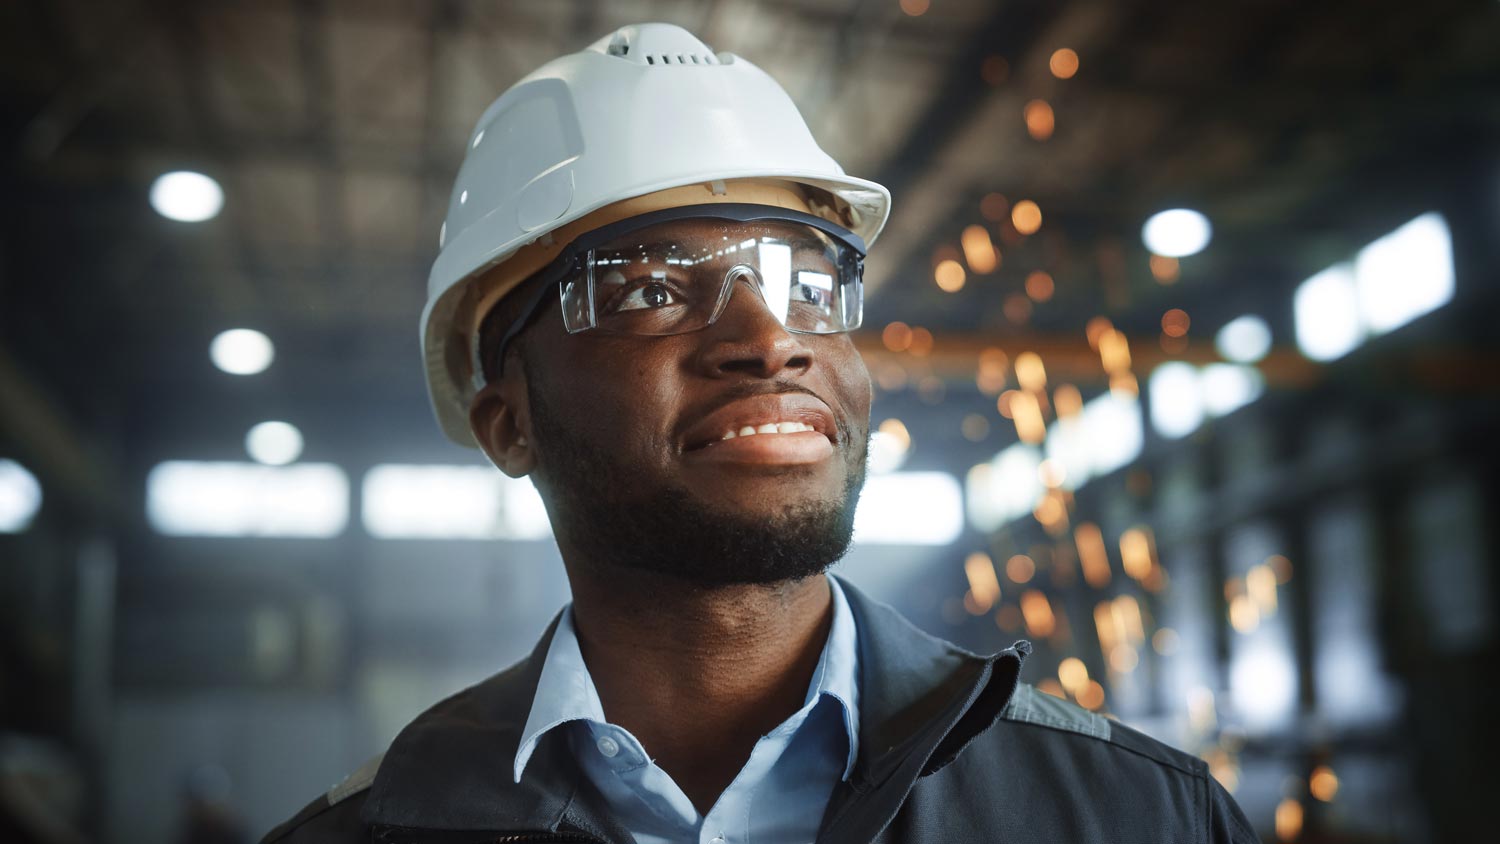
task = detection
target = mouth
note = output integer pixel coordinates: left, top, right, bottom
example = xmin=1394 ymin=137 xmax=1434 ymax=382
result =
xmin=710 ymin=419 xmax=817 ymax=442
xmin=681 ymin=393 xmax=839 ymax=463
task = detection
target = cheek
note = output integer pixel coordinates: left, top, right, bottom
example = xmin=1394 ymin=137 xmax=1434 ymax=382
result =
xmin=549 ymin=341 xmax=683 ymax=451
xmin=855 ymin=357 xmax=874 ymax=411
xmin=837 ymin=350 xmax=874 ymax=430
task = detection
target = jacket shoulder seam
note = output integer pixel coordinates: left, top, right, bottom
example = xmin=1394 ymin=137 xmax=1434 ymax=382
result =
xmin=1107 ymin=730 xmax=1202 ymax=779
xmin=1000 ymin=716 xmax=1203 ymax=780
xmin=1007 ymin=709 xmax=1106 ymax=736
xmin=327 ymin=752 xmax=384 ymax=806
xmin=1000 ymin=683 xmax=1109 ymax=739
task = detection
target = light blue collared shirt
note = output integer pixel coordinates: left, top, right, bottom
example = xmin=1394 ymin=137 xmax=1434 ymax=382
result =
xmin=513 ymin=575 xmax=860 ymax=844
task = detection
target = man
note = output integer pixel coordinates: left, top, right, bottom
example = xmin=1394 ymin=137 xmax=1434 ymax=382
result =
xmin=266 ymin=23 xmax=1255 ymax=843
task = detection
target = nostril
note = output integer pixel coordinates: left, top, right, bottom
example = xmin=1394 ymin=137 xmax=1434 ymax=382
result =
xmin=717 ymin=358 xmax=763 ymax=375
xmin=714 ymin=348 xmax=811 ymax=377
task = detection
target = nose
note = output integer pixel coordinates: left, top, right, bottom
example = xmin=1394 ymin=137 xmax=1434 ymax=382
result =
xmin=695 ymin=274 xmax=813 ymax=379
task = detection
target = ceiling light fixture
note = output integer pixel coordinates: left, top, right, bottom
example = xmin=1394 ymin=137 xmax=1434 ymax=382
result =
xmin=1142 ymin=208 xmax=1212 ymax=257
xmin=246 ymin=421 xmax=304 ymax=466
xmin=1215 ymin=315 xmax=1272 ymax=363
xmin=149 ymin=170 xmax=224 ymax=222
xmin=210 ymin=328 xmax=275 ymax=375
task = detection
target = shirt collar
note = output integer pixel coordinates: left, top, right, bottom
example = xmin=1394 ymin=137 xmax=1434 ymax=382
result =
xmin=512 ymin=573 xmax=862 ymax=784
xmin=812 ymin=573 xmax=861 ymax=779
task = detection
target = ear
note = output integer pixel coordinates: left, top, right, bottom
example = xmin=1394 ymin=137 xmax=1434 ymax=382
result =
xmin=469 ymin=375 xmax=536 ymax=479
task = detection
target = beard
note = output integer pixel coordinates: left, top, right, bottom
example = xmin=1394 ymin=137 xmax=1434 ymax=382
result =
xmin=525 ymin=380 xmax=867 ymax=587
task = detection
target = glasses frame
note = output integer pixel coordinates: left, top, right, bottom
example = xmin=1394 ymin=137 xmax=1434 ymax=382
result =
xmin=478 ymin=203 xmax=867 ymax=386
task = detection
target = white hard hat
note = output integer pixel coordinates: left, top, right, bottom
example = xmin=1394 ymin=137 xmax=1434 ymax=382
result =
xmin=422 ymin=22 xmax=892 ymax=447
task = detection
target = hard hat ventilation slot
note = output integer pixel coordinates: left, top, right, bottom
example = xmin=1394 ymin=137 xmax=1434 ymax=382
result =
xmin=644 ymin=53 xmax=717 ymax=66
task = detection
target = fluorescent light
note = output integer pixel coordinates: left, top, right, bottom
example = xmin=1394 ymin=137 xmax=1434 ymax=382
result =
xmin=0 ymin=459 xmax=42 ymax=533
xmin=1294 ymin=214 xmax=1454 ymax=364
xmin=246 ymin=421 xmax=303 ymax=466
xmin=1148 ymin=362 xmax=1204 ymax=439
xmin=1201 ymin=364 xmax=1264 ymax=417
xmin=149 ymin=171 xmax=224 ymax=222
xmin=868 ymin=419 xmax=912 ymax=474
xmin=1229 ymin=639 xmax=1298 ymax=730
xmin=1215 ymin=315 xmax=1272 ymax=364
xmin=854 ymin=471 xmax=963 ymax=545
xmin=147 ymin=461 xmax=347 ymax=537
xmin=1043 ymin=417 xmax=1090 ymax=491
xmin=965 ymin=444 xmax=1043 ymax=532
xmin=1142 ymin=208 xmax=1212 ymax=258
xmin=210 ymin=329 xmax=274 ymax=375
xmin=1354 ymin=212 xmax=1453 ymax=335
xmin=1081 ymin=391 xmax=1144 ymax=476
xmin=1045 ymin=392 xmax=1143 ymax=489
xmin=361 ymin=464 xmax=552 ymax=540
xmin=1146 ymin=362 xmax=1264 ymax=439
xmin=1294 ymin=264 xmax=1361 ymax=361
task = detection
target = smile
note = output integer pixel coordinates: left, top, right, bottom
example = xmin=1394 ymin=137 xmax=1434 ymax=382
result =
xmin=681 ymin=394 xmax=841 ymax=467
xmin=719 ymin=421 xmax=816 ymax=440
xmin=681 ymin=392 xmax=839 ymax=454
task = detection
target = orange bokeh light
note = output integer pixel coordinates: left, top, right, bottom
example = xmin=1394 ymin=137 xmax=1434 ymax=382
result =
xmin=1011 ymin=200 xmax=1043 ymax=235
xmin=1050 ymin=48 xmax=1080 ymax=80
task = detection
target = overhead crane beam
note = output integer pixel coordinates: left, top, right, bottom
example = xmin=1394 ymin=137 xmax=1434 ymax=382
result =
xmin=853 ymin=331 xmax=1320 ymax=388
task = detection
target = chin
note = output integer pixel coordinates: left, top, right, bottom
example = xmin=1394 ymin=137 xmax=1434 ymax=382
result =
xmin=686 ymin=474 xmax=846 ymax=511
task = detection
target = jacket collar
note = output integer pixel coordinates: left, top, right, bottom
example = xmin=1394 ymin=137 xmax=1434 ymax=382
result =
xmin=817 ymin=580 xmax=1029 ymax=844
xmin=362 ymin=577 xmax=1027 ymax=837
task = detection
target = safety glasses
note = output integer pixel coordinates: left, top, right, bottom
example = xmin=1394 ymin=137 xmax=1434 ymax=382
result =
xmin=484 ymin=204 xmax=866 ymax=381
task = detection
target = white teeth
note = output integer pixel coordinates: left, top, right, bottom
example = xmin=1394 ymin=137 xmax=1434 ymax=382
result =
xmin=719 ymin=421 xmax=814 ymax=441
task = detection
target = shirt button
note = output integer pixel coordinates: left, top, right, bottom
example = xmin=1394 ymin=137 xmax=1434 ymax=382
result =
xmin=595 ymin=736 xmax=620 ymax=758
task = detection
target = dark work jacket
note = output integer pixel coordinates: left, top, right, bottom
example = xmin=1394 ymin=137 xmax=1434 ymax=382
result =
xmin=264 ymin=578 xmax=1257 ymax=843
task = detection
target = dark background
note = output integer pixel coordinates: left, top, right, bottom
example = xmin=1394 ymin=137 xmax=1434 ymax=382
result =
xmin=2 ymin=1 xmax=1497 ymax=841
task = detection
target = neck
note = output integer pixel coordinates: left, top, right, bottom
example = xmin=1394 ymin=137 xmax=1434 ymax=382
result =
xmin=566 ymin=565 xmax=834 ymax=813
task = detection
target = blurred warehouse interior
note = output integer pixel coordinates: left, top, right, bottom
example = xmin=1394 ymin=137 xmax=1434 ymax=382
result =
xmin=2 ymin=0 xmax=1498 ymax=841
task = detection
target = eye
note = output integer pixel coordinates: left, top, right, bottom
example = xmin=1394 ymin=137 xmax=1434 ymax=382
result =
xmin=616 ymin=281 xmax=679 ymax=311
xmin=792 ymin=271 xmax=835 ymax=309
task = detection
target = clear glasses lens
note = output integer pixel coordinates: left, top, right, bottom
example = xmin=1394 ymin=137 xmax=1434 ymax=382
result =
xmin=559 ymin=219 xmax=862 ymax=336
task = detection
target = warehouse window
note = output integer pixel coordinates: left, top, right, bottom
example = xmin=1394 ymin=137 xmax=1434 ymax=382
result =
xmin=1355 ymin=212 xmax=1454 ymax=335
xmin=1045 ymin=391 xmax=1144 ymax=489
xmin=1149 ymin=362 xmax=1264 ymax=440
xmin=361 ymin=464 xmax=551 ymax=540
xmin=1296 ymin=212 xmax=1453 ymax=362
xmin=147 ymin=461 xmax=348 ymax=537
xmin=966 ymin=444 xmax=1043 ymax=533
xmin=854 ymin=471 xmax=963 ymax=545
xmin=1294 ymin=265 xmax=1363 ymax=362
